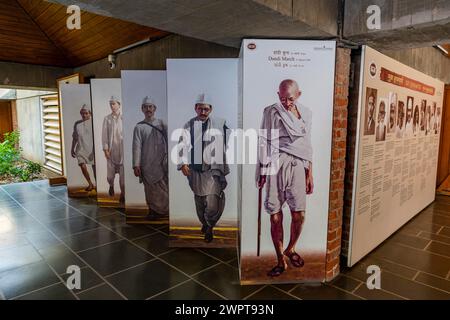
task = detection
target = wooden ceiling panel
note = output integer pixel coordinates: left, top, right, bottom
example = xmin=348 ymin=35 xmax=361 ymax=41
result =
xmin=0 ymin=0 xmax=170 ymax=67
xmin=0 ymin=0 xmax=69 ymax=66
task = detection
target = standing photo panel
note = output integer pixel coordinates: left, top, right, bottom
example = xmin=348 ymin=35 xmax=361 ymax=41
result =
xmin=121 ymin=70 xmax=169 ymax=224
xmin=91 ymin=79 xmax=124 ymax=207
xmin=239 ymin=39 xmax=336 ymax=284
xmin=348 ymin=46 xmax=445 ymax=266
xmin=60 ymin=84 xmax=96 ymax=198
xmin=167 ymin=58 xmax=239 ymax=248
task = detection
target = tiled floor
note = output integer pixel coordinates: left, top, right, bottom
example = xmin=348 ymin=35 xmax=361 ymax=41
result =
xmin=0 ymin=180 xmax=450 ymax=300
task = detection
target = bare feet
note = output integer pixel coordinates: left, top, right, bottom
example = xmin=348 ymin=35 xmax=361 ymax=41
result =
xmin=85 ymin=184 xmax=94 ymax=192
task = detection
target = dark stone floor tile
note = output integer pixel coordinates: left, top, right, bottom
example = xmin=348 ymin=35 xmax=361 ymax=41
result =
xmin=0 ymin=261 xmax=60 ymax=299
xmin=22 ymin=199 xmax=67 ymax=213
xmin=60 ymin=267 xmax=104 ymax=293
xmin=78 ymin=240 xmax=153 ymax=276
xmin=389 ymin=233 xmax=430 ymax=250
xmin=290 ymin=284 xmax=361 ymax=300
xmin=0 ymin=199 xmax=19 ymax=209
xmin=246 ymin=285 xmax=297 ymax=300
xmin=38 ymin=244 xmax=86 ymax=274
xmin=0 ymin=232 xmax=29 ymax=250
xmin=414 ymin=212 xmax=450 ymax=227
xmin=0 ymin=244 xmax=42 ymax=273
xmin=353 ymin=285 xmax=405 ymax=300
xmin=373 ymin=242 xmax=450 ymax=278
xmin=151 ymin=280 xmax=223 ymax=300
xmin=273 ymin=283 xmax=298 ymax=292
xmin=160 ymin=249 xmax=219 ymax=275
xmin=379 ymin=271 xmax=450 ymax=300
xmin=25 ymin=231 xmax=62 ymax=250
xmin=199 ymin=248 xmax=237 ymax=262
xmin=329 ymin=275 xmax=361 ymax=292
xmin=360 ymin=255 xmax=418 ymax=279
xmin=77 ymin=205 xmax=119 ymax=219
xmin=61 ymin=227 xmax=122 ymax=252
xmin=194 ymin=263 xmax=260 ymax=299
xmin=426 ymin=241 xmax=450 ymax=257
xmin=418 ymin=231 xmax=450 ymax=245
xmin=96 ymin=214 xmax=153 ymax=239
xmin=414 ymin=272 xmax=450 ymax=293
xmin=0 ymin=205 xmax=27 ymax=217
xmin=45 ymin=216 xmax=100 ymax=237
xmin=77 ymin=283 xmax=124 ymax=300
xmin=107 ymin=260 xmax=188 ymax=299
xmin=132 ymin=232 xmax=170 ymax=256
xmin=15 ymin=193 xmax=56 ymax=203
xmin=30 ymin=206 xmax=83 ymax=223
xmin=15 ymin=283 xmax=76 ymax=300
xmin=440 ymin=227 xmax=450 ymax=237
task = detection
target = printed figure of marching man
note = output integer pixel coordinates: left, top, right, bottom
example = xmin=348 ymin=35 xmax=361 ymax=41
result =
xmin=256 ymin=79 xmax=314 ymax=277
xmin=132 ymin=96 xmax=169 ymax=219
xmin=71 ymin=104 xmax=96 ymax=193
xmin=177 ymin=93 xmax=229 ymax=243
xmin=102 ymin=96 xmax=125 ymax=203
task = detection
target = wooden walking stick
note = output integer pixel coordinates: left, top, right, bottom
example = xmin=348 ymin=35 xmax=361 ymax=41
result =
xmin=257 ymin=186 xmax=262 ymax=257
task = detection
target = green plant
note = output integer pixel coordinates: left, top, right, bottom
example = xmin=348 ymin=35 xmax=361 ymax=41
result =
xmin=0 ymin=131 xmax=20 ymax=175
xmin=0 ymin=131 xmax=42 ymax=182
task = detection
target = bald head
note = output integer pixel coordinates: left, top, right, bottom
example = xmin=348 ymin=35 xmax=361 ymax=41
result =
xmin=278 ymin=79 xmax=301 ymax=110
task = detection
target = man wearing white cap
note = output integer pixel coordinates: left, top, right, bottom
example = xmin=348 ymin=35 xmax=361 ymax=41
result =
xmin=132 ymin=96 xmax=169 ymax=218
xmin=178 ymin=93 xmax=229 ymax=243
xmin=102 ymin=96 xmax=125 ymax=202
xmin=71 ymin=104 xmax=96 ymax=191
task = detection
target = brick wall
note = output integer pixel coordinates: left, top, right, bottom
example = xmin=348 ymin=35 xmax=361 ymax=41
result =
xmin=341 ymin=51 xmax=362 ymax=262
xmin=325 ymin=47 xmax=351 ymax=281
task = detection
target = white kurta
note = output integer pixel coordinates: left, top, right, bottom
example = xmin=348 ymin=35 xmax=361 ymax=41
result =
xmin=102 ymin=113 xmax=123 ymax=165
xmin=132 ymin=118 xmax=167 ymax=185
xmin=73 ymin=119 xmax=94 ymax=165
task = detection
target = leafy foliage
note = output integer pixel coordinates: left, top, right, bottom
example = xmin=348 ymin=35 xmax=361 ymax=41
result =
xmin=0 ymin=131 xmax=42 ymax=182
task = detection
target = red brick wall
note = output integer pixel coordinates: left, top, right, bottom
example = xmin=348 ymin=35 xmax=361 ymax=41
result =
xmin=325 ymin=47 xmax=351 ymax=281
xmin=341 ymin=52 xmax=362 ymax=261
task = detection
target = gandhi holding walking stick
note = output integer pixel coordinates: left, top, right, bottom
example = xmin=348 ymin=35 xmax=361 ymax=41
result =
xmin=256 ymin=79 xmax=314 ymax=278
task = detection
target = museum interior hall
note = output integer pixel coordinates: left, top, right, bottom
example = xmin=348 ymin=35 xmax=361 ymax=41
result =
xmin=0 ymin=0 xmax=450 ymax=302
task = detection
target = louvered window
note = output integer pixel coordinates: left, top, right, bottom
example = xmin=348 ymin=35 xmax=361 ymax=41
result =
xmin=41 ymin=94 xmax=62 ymax=174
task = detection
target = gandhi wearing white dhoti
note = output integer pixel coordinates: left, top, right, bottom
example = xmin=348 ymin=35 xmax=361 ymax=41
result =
xmin=71 ymin=104 xmax=96 ymax=191
xmin=257 ymin=80 xmax=314 ymax=277
xmin=132 ymin=96 xmax=169 ymax=218
xmin=178 ymin=94 xmax=229 ymax=243
xmin=102 ymin=96 xmax=125 ymax=202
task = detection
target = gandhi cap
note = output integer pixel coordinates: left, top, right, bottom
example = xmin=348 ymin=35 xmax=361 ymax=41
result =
xmin=80 ymin=104 xmax=91 ymax=111
xmin=109 ymin=95 xmax=120 ymax=103
xmin=142 ymin=96 xmax=155 ymax=106
xmin=195 ymin=93 xmax=213 ymax=106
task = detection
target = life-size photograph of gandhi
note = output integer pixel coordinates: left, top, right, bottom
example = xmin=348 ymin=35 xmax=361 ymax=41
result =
xmin=70 ymin=104 xmax=96 ymax=194
xmin=255 ymin=79 xmax=313 ymax=277
xmin=177 ymin=93 xmax=229 ymax=243
xmin=364 ymin=88 xmax=377 ymax=136
xmin=102 ymin=96 xmax=125 ymax=203
xmin=132 ymin=96 xmax=169 ymax=220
